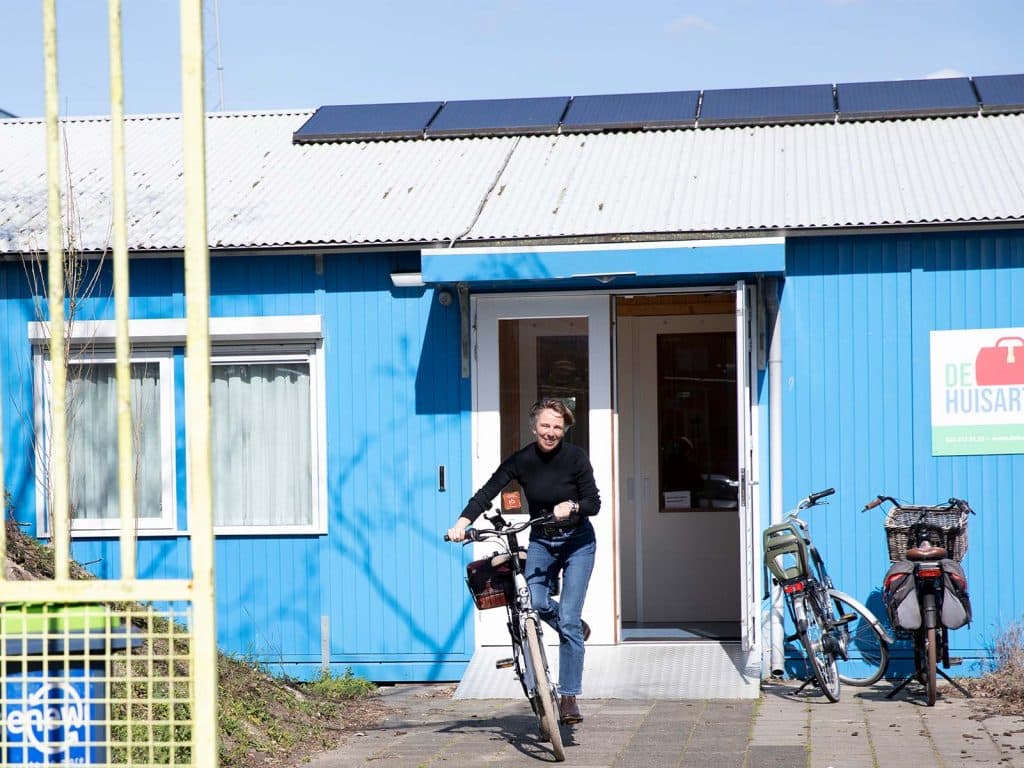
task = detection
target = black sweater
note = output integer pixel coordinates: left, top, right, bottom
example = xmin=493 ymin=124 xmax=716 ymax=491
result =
xmin=461 ymin=441 xmax=601 ymax=523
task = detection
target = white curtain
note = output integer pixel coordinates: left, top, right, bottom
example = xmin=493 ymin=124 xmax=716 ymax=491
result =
xmin=211 ymin=361 xmax=311 ymax=527
xmin=67 ymin=362 xmax=162 ymax=520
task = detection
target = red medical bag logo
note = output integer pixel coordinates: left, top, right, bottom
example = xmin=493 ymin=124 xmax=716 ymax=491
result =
xmin=975 ymin=337 xmax=1024 ymax=385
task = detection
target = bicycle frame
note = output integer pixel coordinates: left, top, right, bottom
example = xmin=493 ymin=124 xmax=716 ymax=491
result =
xmin=492 ymin=519 xmax=548 ymax=701
xmin=870 ymin=495 xmax=973 ymax=704
xmin=450 ymin=510 xmax=565 ymax=760
xmin=765 ymin=488 xmax=892 ymax=697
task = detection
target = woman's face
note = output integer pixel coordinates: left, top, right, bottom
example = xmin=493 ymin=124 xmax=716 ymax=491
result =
xmin=532 ymin=408 xmax=566 ymax=452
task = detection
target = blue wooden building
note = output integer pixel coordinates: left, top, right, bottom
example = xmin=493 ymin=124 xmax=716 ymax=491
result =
xmin=1 ymin=74 xmax=1023 ymax=695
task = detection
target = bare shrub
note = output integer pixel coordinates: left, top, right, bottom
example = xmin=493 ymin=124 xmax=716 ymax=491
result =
xmin=971 ymin=620 xmax=1024 ymax=707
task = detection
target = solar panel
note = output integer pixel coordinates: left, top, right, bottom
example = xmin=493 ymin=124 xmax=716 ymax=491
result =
xmin=974 ymin=74 xmax=1024 ymax=113
xmin=836 ymin=77 xmax=978 ymax=120
xmin=560 ymin=91 xmax=699 ymax=132
xmin=424 ymin=96 xmax=569 ymax=137
xmin=292 ymin=101 xmax=443 ymax=143
xmin=699 ymin=83 xmax=835 ymax=126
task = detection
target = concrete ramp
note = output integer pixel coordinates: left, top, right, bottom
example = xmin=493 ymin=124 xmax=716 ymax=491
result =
xmin=454 ymin=642 xmax=760 ymax=699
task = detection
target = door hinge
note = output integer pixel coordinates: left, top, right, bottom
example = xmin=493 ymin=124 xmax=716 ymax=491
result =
xmin=739 ymin=467 xmax=747 ymax=508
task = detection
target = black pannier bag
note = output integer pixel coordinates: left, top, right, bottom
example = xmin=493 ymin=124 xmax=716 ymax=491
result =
xmin=883 ymin=560 xmax=921 ymax=630
xmin=940 ymin=558 xmax=972 ymax=629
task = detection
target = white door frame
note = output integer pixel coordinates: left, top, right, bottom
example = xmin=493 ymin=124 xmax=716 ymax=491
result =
xmin=471 ymin=293 xmax=614 ymax=646
xmin=736 ymin=281 xmax=761 ymax=651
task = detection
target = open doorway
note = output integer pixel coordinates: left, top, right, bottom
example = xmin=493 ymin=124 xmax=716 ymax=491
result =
xmin=616 ymin=293 xmax=744 ymax=642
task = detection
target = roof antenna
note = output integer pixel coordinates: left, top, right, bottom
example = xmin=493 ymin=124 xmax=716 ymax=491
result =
xmin=205 ymin=0 xmax=226 ymax=110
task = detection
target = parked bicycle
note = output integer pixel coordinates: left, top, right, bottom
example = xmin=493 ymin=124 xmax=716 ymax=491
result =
xmin=764 ymin=488 xmax=892 ymax=701
xmin=446 ymin=508 xmax=565 ymax=761
xmin=868 ymin=495 xmax=974 ymax=706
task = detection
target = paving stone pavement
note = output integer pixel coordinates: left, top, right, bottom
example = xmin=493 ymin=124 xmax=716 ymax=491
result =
xmin=304 ymin=678 xmax=1024 ymax=767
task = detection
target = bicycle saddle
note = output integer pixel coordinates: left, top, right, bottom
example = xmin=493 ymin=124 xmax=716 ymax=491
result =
xmin=906 ymin=543 xmax=947 ymax=561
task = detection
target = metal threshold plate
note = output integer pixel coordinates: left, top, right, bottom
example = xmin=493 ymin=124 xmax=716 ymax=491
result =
xmin=454 ymin=642 xmax=760 ymax=699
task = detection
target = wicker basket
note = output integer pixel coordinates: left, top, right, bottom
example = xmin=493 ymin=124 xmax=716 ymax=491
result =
xmin=465 ymin=556 xmax=515 ymax=610
xmin=884 ymin=503 xmax=969 ymax=562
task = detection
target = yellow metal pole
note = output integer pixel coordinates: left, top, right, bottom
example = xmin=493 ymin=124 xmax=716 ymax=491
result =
xmin=180 ymin=0 xmax=218 ymax=763
xmin=42 ymin=0 xmax=70 ymax=582
xmin=108 ymin=0 xmax=137 ymax=580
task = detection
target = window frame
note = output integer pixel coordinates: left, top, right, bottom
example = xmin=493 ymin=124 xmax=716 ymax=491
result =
xmin=33 ymin=346 xmax=177 ymax=536
xmin=29 ymin=315 xmax=325 ymax=538
xmin=200 ymin=342 xmax=327 ymax=536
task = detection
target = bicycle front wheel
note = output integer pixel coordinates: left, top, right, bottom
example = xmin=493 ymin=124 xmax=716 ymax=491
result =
xmin=798 ymin=593 xmax=840 ymax=702
xmin=829 ymin=592 xmax=889 ymax=686
xmin=525 ymin=618 xmax=565 ymax=761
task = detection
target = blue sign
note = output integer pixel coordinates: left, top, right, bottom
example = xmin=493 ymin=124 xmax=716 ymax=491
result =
xmin=4 ymin=661 xmax=107 ymax=765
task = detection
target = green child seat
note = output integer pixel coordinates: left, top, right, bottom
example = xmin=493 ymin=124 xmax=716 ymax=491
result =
xmin=763 ymin=522 xmax=812 ymax=583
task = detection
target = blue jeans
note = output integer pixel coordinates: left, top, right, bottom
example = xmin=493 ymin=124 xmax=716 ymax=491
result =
xmin=526 ymin=522 xmax=596 ymax=696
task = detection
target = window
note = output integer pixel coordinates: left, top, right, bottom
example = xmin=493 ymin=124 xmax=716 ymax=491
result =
xmin=656 ymin=331 xmax=737 ymax=509
xmin=209 ymin=349 xmax=324 ymax=533
xmin=36 ymin=350 xmax=176 ymax=533
xmin=31 ymin=315 xmax=326 ymax=537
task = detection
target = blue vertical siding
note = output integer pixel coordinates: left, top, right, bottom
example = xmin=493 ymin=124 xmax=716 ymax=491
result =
xmin=784 ymin=231 xmax=1024 ymax=669
xmin=320 ymin=254 xmax=471 ymax=681
xmin=0 ymin=252 xmax=470 ymax=682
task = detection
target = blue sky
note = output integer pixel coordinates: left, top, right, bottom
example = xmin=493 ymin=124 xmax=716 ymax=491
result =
xmin=4 ymin=0 xmax=1022 ymax=118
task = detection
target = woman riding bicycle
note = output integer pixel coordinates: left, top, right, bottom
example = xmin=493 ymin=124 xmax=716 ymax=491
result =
xmin=447 ymin=398 xmax=600 ymax=724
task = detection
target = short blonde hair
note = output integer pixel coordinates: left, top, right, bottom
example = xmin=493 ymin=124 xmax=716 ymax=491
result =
xmin=529 ymin=398 xmax=575 ymax=428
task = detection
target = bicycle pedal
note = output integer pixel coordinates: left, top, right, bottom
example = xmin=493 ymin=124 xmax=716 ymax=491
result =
xmin=948 ymin=657 xmax=963 ymax=666
xmin=495 ymin=657 xmax=515 ymax=669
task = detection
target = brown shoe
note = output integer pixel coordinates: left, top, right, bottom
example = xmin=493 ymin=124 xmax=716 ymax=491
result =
xmin=559 ymin=694 xmax=583 ymax=724
xmin=581 ymin=619 xmax=591 ymax=642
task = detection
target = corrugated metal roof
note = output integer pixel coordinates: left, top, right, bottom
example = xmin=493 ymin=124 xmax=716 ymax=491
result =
xmin=1 ymin=109 xmax=1022 ymax=253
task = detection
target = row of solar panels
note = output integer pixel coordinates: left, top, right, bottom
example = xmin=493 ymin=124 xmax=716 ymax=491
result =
xmin=293 ymin=74 xmax=1024 ymax=144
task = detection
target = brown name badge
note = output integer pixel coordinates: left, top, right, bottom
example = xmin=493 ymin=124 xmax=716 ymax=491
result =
xmin=501 ymin=491 xmax=522 ymax=512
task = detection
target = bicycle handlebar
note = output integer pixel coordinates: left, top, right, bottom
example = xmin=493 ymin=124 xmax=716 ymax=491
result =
xmin=862 ymin=494 xmax=975 ymax=515
xmin=808 ymin=487 xmax=835 ymax=504
xmin=793 ymin=487 xmax=834 ymax=513
xmin=444 ymin=512 xmax=558 ymax=542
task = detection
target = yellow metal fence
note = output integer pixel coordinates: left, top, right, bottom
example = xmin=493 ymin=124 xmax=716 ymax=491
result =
xmin=0 ymin=2 xmax=217 ymax=764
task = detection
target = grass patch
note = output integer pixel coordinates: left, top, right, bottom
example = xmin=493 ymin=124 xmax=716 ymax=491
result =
xmin=307 ymin=667 xmax=379 ymax=699
xmin=218 ymin=659 xmax=384 ymax=767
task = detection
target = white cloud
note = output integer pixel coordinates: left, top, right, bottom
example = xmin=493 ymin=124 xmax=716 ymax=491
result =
xmin=667 ymin=14 xmax=715 ymax=34
xmin=926 ymin=68 xmax=968 ymax=79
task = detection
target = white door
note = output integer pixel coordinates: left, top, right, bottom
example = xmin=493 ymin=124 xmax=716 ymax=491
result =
xmin=617 ymin=301 xmax=741 ymax=638
xmin=735 ymin=281 xmax=759 ymax=651
xmin=471 ymin=294 xmax=614 ymax=646
xmin=615 ymin=288 xmax=759 ymax=646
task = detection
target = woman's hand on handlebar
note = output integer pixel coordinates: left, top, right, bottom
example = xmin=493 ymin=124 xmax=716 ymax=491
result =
xmin=446 ymin=516 xmax=473 ymax=542
xmin=552 ymin=500 xmax=576 ymax=521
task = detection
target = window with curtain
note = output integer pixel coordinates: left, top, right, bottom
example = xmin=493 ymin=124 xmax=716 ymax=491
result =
xmin=32 ymin=316 xmax=326 ymax=537
xmin=211 ymin=357 xmax=314 ymax=529
xmin=41 ymin=353 xmax=175 ymax=532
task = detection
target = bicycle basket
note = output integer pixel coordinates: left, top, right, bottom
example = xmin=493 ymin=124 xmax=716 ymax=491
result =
xmin=465 ymin=555 xmax=516 ymax=610
xmin=883 ymin=502 xmax=970 ymax=562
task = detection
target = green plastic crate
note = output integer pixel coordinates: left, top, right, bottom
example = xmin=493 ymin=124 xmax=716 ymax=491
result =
xmin=0 ymin=603 xmax=122 ymax=635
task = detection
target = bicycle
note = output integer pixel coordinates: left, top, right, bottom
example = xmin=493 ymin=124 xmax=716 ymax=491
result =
xmin=868 ymin=495 xmax=974 ymax=706
xmin=763 ymin=488 xmax=892 ymax=701
xmin=446 ymin=508 xmax=565 ymax=761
